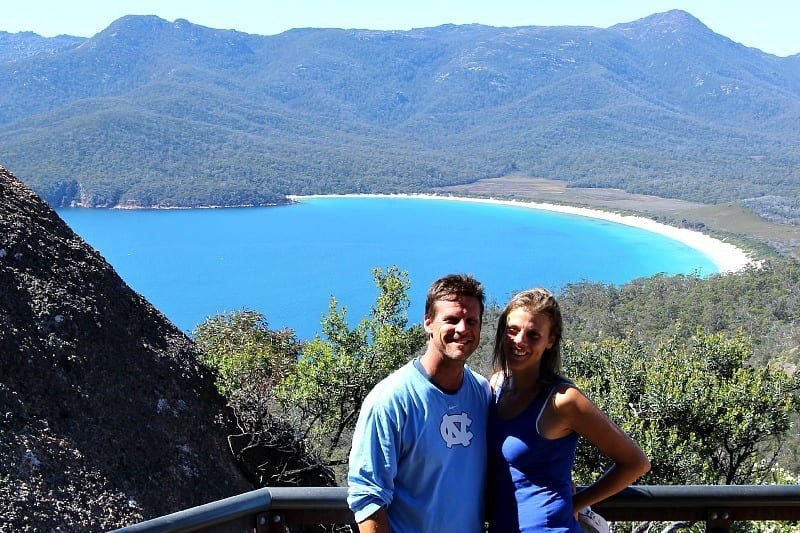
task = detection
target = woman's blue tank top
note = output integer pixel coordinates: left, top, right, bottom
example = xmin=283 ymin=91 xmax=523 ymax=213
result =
xmin=486 ymin=378 xmax=582 ymax=532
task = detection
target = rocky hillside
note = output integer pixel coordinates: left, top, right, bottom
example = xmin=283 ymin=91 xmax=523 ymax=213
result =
xmin=0 ymin=166 xmax=253 ymax=530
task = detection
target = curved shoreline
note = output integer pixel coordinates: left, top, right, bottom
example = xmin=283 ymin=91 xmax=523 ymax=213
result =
xmin=288 ymin=193 xmax=755 ymax=274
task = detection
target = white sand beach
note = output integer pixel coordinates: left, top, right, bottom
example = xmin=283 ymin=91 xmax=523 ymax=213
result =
xmin=289 ymin=193 xmax=755 ymax=273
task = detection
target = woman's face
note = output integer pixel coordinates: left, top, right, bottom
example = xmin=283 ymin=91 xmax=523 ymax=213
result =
xmin=502 ymin=307 xmax=555 ymax=375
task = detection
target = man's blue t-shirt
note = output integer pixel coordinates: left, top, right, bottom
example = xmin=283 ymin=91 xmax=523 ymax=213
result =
xmin=347 ymin=359 xmax=491 ymax=532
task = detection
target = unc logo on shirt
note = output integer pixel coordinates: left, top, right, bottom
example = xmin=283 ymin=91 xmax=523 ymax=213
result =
xmin=439 ymin=412 xmax=474 ymax=448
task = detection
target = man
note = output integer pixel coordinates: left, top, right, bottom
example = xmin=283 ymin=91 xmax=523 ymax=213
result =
xmin=347 ymin=273 xmax=491 ymax=532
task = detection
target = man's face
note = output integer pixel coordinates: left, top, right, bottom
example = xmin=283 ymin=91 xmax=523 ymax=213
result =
xmin=423 ymin=295 xmax=482 ymax=363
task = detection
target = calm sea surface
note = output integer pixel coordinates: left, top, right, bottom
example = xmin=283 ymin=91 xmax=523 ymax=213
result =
xmin=58 ymin=196 xmax=716 ymax=340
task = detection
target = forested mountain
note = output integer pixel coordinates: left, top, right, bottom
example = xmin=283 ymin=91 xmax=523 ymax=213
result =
xmin=1 ymin=11 xmax=798 ymax=218
xmin=0 ymin=31 xmax=83 ymax=62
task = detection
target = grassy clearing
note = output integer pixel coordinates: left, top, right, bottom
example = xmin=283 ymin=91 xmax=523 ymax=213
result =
xmin=436 ymin=176 xmax=800 ymax=260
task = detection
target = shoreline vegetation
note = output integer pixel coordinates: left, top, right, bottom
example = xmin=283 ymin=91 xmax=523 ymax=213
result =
xmin=288 ymin=193 xmax=755 ymax=274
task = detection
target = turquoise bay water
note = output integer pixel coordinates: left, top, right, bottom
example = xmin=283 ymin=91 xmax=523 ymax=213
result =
xmin=58 ymin=196 xmax=716 ymax=340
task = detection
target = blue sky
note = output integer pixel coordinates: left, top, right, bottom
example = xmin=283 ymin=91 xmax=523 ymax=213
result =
xmin=1 ymin=0 xmax=797 ymax=57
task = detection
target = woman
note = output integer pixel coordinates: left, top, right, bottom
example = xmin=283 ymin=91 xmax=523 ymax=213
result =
xmin=486 ymin=288 xmax=650 ymax=532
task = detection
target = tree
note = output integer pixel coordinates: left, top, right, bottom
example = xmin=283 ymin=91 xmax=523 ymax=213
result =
xmin=194 ymin=311 xmax=335 ymax=487
xmin=563 ymin=329 xmax=800 ymax=532
xmin=564 ymin=327 xmax=800 ymax=487
xmin=194 ymin=267 xmax=427 ymax=484
xmin=194 ymin=309 xmax=300 ymax=396
xmin=278 ymin=266 xmax=427 ymax=463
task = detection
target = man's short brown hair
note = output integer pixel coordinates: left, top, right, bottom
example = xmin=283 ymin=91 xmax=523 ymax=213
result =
xmin=424 ymin=273 xmax=485 ymax=318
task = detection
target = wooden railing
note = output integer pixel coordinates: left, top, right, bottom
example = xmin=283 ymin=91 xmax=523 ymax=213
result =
xmin=113 ymin=485 xmax=800 ymax=532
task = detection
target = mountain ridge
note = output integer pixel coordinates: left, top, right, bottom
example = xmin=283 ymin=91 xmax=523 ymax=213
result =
xmin=1 ymin=11 xmax=798 ymax=221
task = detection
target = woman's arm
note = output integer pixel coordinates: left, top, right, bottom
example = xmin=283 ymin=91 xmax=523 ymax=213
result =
xmin=552 ymin=385 xmax=651 ymax=512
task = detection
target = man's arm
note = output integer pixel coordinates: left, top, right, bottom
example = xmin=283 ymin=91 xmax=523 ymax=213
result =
xmin=358 ymin=507 xmax=390 ymax=533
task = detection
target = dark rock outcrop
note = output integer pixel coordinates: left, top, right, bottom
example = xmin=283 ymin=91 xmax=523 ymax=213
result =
xmin=0 ymin=166 xmax=252 ymax=530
